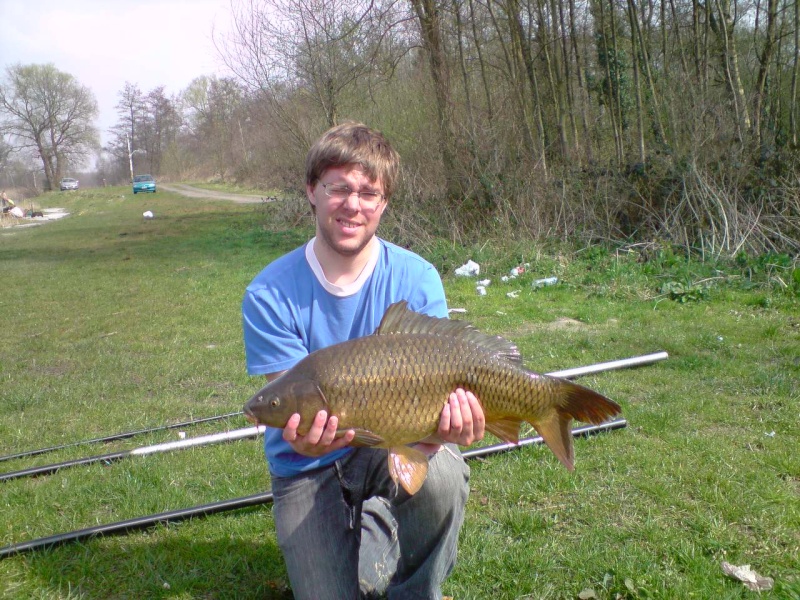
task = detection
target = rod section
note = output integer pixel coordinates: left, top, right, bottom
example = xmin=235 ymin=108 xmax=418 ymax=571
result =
xmin=0 ymin=352 xmax=667 ymax=482
xmin=0 ymin=420 xmax=625 ymax=558
xmin=0 ymin=412 xmax=244 ymax=463
xmin=0 ymin=427 xmax=265 ymax=483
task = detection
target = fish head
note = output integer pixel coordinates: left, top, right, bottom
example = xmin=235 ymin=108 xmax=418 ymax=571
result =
xmin=243 ymin=373 xmax=327 ymax=431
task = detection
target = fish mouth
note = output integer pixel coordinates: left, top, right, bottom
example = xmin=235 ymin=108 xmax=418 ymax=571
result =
xmin=243 ymin=408 xmax=259 ymax=425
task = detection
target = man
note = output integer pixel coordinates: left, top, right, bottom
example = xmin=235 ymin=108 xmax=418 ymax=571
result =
xmin=1 ymin=191 xmax=15 ymax=214
xmin=242 ymin=122 xmax=485 ymax=599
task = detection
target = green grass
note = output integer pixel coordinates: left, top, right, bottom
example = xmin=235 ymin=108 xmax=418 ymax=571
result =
xmin=1 ymin=187 xmax=798 ymax=599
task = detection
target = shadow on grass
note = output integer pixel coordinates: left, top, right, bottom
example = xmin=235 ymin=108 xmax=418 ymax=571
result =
xmin=25 ymin=523 xmax=294 ymax=599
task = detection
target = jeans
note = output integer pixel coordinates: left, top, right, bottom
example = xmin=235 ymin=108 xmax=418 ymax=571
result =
xmin=271 ymin=445 xmax=470 ymax=600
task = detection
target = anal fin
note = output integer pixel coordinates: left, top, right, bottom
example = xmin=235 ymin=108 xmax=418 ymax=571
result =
xmin=531 ymin=412 xmax=575 ymax=471
xmin=388 ymin=446 xmax=429 ymax=495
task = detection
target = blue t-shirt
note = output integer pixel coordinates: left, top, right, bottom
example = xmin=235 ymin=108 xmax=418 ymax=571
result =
xmin=242 ymin=237 xmax=447 ymax=477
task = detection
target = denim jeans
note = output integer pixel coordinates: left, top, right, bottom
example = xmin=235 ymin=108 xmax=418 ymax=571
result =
xmin=271 ymin=444 xmax=470 ymax=600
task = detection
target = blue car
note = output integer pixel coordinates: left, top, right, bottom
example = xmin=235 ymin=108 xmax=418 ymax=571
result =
xmin=133 ymin=174 xmax=156 ymax=194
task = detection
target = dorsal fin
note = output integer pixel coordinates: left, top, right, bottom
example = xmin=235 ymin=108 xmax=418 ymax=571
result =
xmin=375 ymin=301 xmax=522 ymax=364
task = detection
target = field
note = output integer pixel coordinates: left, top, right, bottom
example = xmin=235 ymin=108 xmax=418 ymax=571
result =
xmin=1 ymin=187 xmax=798 ymax=599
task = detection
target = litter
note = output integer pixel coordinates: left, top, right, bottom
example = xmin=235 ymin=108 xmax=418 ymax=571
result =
xmin=721 ymin=561 xmax=773 ymax=592
xmin=506 ymin=291 xmax=520 ymax=299
xmin=454 ymin=260 xmax=480 ymax=277
xmin=532 ymin=276 xmax=558 ymax=288
xmin=476 ymin=285 xmax=487 ymax=296
xmin=143 ymin=211 xmax=154 ymax=219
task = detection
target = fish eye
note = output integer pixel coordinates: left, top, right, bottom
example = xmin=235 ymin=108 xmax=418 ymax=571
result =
xmin=270 ymin=397 xmax=280 ymax=408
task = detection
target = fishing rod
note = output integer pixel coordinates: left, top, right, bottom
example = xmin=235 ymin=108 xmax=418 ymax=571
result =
xmin=0 ymin=352 xmax=669 ymax=482
xmin=0 ymin=352 xmax=667 ymax=465
xmin=0 ymin=419 xmax=627 ymax=558
xmin=0 ymin=426 xmax=265 ymax=483
xmin=0 ymin=411 xmax=244 ymax=464
xmin=0 ymin=352 xmax=667 ymax=483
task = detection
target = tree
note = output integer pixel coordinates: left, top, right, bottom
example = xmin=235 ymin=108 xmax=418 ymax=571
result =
xmin=218 ymin=0 xmax=400 ymax=142
xmin=0 ymin=64 xmax=99 ymax=190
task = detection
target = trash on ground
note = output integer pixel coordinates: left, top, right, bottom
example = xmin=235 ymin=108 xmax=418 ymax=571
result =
xmin=454 ymin=260 xmax=480 ymax=276
xmin=143 ymin=211 xmax=154 ymax=219
xmin=448 ymin=308 xmax=467 ymax=314
xmin=476 ymin=285 xmax=487 ymax=296
xmin=477 ymin=279 xmax=491 ymax=286
xmin=532 ymin=276 xmax=558 ymax=288
xmin=506 ymin=291 xmax=520 ymax=299
xmin=721 ymin=561 xmax=774 ymax=592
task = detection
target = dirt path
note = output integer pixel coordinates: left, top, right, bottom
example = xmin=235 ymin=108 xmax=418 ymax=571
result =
xmin=160 ymin=183 xmax=273 ymax=204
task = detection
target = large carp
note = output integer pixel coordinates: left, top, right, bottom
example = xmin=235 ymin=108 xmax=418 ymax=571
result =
xmin=244 ymin=301 xmax=621 ymax=495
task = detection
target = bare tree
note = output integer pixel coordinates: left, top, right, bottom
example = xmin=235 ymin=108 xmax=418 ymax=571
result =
xmin=0 ymin=64 xmax=99 ymax=190
xmin=182 ymin=76 xmax=246 ymax=178
xmin=218 ymin=0 xmax=403 ymax=143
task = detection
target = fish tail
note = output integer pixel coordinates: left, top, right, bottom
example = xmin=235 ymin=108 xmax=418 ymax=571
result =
xmin=558 ymin=379 xmax=621 ymax=426
xmin=531 ymin=379 xmax=621 ymax=472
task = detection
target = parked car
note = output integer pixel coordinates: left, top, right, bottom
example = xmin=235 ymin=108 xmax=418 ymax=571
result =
xmin=132 ymin=174 xmax=156 ymax=194
xmin=60 ymin=177 xmax=79 ymax=191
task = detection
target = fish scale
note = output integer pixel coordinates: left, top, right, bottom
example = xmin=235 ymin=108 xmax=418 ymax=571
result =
xmin=244 ymin=301 xmax=621 ymax=494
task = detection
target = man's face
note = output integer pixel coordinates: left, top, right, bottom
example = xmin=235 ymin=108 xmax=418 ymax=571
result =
xmin=307 ymin=164 xmax=387 ymax=259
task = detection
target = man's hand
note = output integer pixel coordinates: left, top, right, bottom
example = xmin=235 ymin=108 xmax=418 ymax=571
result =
xmin=415 ymin=388 xmax=486 ymax=454
xmin=437 ymin=388 xmax=485 ymax=446
xmin=282 ymin=410 xmax=355 ymax=457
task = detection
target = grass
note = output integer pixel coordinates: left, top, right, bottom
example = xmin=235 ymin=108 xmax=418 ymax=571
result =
xmin=1 ymin=187 xmax=798 ymax=599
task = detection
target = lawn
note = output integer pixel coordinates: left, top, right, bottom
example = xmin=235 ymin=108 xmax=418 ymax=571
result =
xmin=1 ymin=187 xmax=798 ymax=599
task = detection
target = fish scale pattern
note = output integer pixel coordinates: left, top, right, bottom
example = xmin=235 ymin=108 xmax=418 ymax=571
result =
xmin=304 ymin=332 xmax=560 ymax=448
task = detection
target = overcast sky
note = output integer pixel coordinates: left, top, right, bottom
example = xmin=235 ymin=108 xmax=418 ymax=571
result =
xmin=0 ymin=0 xmax=234 ymax=147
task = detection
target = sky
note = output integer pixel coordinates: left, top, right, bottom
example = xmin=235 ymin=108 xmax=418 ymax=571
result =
xmin=0 ymin=0 xmax=234 ymax=148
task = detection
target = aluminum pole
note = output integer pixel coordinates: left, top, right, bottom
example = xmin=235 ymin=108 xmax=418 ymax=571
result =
xmin=0 ymin=427 xmax=265 ymax=483
xmin=0 ymin=353 xmax=666 ymax=464
xmin=0 ymin=352 xmax=668 ymax=482
xmin=0 ymin=412 xmax=244 ymax=464
xmin=0 ymin=420 xmax=626 ymax=558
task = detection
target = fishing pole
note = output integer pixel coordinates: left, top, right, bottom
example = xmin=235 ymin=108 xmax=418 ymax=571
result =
xmin=0 ymin=352 xmax=667 ymax=465
xmin=0 ymin=352 xmax=667 ymax=483
xmin=0 ymin=419 xmax=627 ymax=558
xmin=0 ymin=426 xmax=265 ymax=483
xmin=0 ymin=411 xmax=244 ymax=464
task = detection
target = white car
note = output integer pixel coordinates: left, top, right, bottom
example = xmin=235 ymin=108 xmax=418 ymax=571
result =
xmin=60 ymin=178 xmax=79 ymax=191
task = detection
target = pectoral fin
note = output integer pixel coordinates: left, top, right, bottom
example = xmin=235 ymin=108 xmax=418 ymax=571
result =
xmin=348 ymin=429 xmax=386 ymax=447
xmin=388 ymin=446 xmax=429 ymax=495
xmin=485 ymin=417 xmax=524 ymax=444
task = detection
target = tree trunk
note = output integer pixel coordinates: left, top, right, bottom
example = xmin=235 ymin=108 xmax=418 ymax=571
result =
xmin=505 ymin=0 xmax=549 ymax=175
xmin=710 ymin=0 xmax=751 ymax=140
xmin=626 ymin=0 xmax=647 ymax=163
xmin=410 ymin=0 xmax=462 ymax=202
xmin=568 ymin=0 xmax=595 ymax=163
xmin=468 ymin=0 xmax=493 ymax=122
xmin=792 ymin=0 xmax=800 ymax=146
xmin=752 ymin=0 xmax=778 ymax=146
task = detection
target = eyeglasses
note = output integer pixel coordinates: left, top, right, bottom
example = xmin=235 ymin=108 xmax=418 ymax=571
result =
xmin=320 ymin=183 xmax=385 ymax=209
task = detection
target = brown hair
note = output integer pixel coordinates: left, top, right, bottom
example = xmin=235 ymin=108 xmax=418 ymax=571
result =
xmin=305 ymin=122 xmax=400 ymax=200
